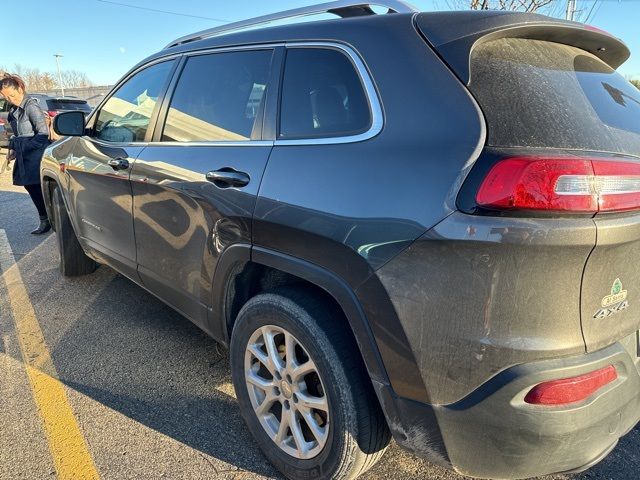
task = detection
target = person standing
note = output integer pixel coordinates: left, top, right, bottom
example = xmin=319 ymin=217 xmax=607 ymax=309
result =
xmin=1 ymin=74 xmax=51 ymax=234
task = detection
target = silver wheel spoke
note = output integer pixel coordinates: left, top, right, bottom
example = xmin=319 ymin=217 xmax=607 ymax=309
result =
xmin=301 ymin=410 xmax=327 ymax=446
xmin=248 ymin=344 xmax=271 ymax=373
xmin=275 ymin=410 xmax=290 ymax=444
xmin=297 ymin=391 xmax=328 ymax=412
xmin=262 ymin=327 xmax=285 ymax=373
xmin=246 ymin=370 xmax=274 ymax=391
xmin=285 ymin=332 xmax=297 ymax=370
xmin=289 ymin=410 xmax=310 ymax=456
xmin=255 ymin=392 xmax=277 ymax=417
xmin=291 ymin=361 xmax=314 ymax=382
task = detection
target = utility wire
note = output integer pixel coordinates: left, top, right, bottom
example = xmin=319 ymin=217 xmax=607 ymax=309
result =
xmin=95 ymin=0 xmax=231 ymax=23
xmin=584 ymin=0 xmax=600 ymax=23
xmin=587 ymin=0 xmax=604 ymax=24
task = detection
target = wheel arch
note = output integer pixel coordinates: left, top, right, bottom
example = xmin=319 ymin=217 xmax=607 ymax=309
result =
xmin=41 ymin=171 xmax=61 ymax=230
xmin=211 ymin=245 xmax=391 ymax=387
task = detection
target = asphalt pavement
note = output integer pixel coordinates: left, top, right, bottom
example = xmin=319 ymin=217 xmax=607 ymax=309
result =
xmin=0 ymin=161 xmax=638 ymax=480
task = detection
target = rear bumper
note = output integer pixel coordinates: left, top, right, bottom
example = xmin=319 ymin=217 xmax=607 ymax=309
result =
xmin=378 ymin=337 xmax=640 ymax=479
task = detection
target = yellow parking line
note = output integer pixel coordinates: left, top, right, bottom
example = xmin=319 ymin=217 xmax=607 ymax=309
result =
xmin=0 ymin=230 xmax=99 ymax=480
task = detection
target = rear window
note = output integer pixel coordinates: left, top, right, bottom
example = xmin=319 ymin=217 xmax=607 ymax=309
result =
xmin=469 ymin=38 xmax=640 ymax=156
xmin=48 ymin=99 xmax=91 ymax=112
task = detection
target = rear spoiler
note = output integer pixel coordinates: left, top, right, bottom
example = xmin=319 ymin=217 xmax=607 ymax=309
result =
xmin=415 ymin=11 xmax=630 ymax=85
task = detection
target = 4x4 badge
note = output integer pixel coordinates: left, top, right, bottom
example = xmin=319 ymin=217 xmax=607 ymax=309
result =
xmin=594 ymin=278 xmax=629 ymax=319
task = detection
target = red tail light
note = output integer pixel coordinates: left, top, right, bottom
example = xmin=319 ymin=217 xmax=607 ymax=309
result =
xmin=524 ymin=365 xmax=617 ymax=406
xmin=476 ymin=157 xmax=640 ymax=212
xmin=0 ymin=118 xmax=5 ymax=125
xmin=47 ymin=110 xmax=58 ymax=117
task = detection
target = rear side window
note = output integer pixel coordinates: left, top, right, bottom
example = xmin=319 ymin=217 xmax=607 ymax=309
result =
xmin=279 ymin=48 xmax=371 ymax=139
xmin=161 ymin=50 xmax=272 ymax=142
xmin=95 ymin=60 xmax=174 ymax=143
xmin=469 ymin=38 xmax=640 ymax=156
xmin=0 ymin=99 xmax=9 ymax=112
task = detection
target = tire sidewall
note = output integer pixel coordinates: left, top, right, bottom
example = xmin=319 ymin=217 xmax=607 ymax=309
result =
xmin=51 ymin=184 xmax=96 ymax=276
xmin=52 ymin=187 xmax=67 ymax=258
xmin=230 ymin=293 xmax=357 ymax=480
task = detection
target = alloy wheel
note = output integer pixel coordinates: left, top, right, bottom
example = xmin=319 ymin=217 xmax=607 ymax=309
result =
xmin=244 ymin=325 xmax=330 ymax=459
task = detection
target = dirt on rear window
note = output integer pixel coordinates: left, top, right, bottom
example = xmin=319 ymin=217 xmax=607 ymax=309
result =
xmin=468 ymin=38 xmax=640 ymax=157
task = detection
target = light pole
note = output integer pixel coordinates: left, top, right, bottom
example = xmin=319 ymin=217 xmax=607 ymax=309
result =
xmin=54 ymin=54 xmax=64 ymax=97
xmin=566 ymin=0 xmax=577 ymax=21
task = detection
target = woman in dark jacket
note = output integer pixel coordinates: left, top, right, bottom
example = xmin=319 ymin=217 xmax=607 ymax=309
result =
xmin=1 ymin=74 xmax=51 ymax=234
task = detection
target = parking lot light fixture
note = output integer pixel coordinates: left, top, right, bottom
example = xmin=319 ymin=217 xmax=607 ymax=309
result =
xmin=54 ymin=54 xmax=64 ymax=97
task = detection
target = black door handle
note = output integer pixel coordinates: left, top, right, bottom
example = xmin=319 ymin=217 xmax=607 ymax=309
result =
xmin=108 ymin=157 xmax=130 ymax=170
xmin=206 ymin=168 xmax=250 ymax=188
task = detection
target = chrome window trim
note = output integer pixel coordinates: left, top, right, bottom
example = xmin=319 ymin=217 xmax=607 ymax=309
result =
xmin=275 ymin=42 xmax=383 ymax=146
xmin=143 ymin=140 xmax=274 ymax=148
xmin=148 ymin=41 xmax=383 ymax=146
xmin=96 ymin=41 xmax=382 ymax=148
xmin=183 ymin=43 xmax=285 ymax=56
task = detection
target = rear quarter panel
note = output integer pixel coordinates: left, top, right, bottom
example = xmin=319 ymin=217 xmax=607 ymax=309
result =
xmin=253 ymin=15 xmax=485 ymax=402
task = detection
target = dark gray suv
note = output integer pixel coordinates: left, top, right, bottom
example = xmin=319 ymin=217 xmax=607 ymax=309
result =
xmin=41 ymin=2 xmax=640 ymax=479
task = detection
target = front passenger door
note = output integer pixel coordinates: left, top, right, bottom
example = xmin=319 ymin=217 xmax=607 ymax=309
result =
xmin=64 ymin=60 xmax=176 ymax=278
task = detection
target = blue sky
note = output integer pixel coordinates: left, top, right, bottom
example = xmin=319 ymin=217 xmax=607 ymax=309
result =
xmin=5 ymin=0 xmax=640 ymax=85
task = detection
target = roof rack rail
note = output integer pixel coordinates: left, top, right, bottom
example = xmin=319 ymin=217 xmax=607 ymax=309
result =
xmin=165 ymin=0 xmax=419 ymax=49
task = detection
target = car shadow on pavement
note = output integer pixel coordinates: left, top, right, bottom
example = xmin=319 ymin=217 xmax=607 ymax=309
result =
xmin=24 ymin=256 xmax=280 ymax=477
xmin=71 ymin=275 xmax=280 ymax=476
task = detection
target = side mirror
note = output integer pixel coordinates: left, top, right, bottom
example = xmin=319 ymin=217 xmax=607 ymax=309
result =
xmin=53 ymin=111 xmax=86 ymax=136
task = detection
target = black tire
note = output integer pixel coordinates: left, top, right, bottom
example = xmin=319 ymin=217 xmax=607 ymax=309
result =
xmin=51 ymin=185 xmax=97 ymax=276
xmin=230 ymin=287 xmax=391 ymax=480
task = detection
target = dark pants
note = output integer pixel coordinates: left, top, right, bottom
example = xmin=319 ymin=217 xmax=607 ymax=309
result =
xmin=24 ymin=184 xmax=48 ymax=219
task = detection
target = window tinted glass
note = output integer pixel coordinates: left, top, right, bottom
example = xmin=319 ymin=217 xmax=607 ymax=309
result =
xmin=279 ymin=48 xmax=371 ymax=139
xmin=469 ymin=38 xmax=640 ymax=156
xmin=162 ymin=50 xmax=272 ymax=142
xmin=95 ymin=61 xmax=173 ymax=143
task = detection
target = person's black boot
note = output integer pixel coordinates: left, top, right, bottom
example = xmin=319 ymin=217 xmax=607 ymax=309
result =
xmin=31 ymin=216 xmax=51 ymax=235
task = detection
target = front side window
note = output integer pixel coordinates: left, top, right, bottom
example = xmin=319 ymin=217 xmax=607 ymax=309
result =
xmin=161 ymin=50 xmax=272 ymax=142
xmin=95 ymin=60 xmax=174 ymax=143
xmin=279 ymin=48 xmax=372 ymax=139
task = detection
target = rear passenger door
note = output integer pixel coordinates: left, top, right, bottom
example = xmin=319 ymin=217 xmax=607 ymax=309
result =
xmin=130 ymin=47 xmax=279 ymax=330
xmin=253 ymin=45 xmax=389 ymax=277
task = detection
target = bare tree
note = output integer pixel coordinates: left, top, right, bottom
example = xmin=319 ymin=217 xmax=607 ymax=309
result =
xmin=1 ymin=64 xmax=94 ymax=91
xmin=454 ymin=0 xmax=555 ymax=13
xmin=60 ymin=70 xmax=94 ymax=88
xmin=631 ymin=80 xmax=640 ymax=91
